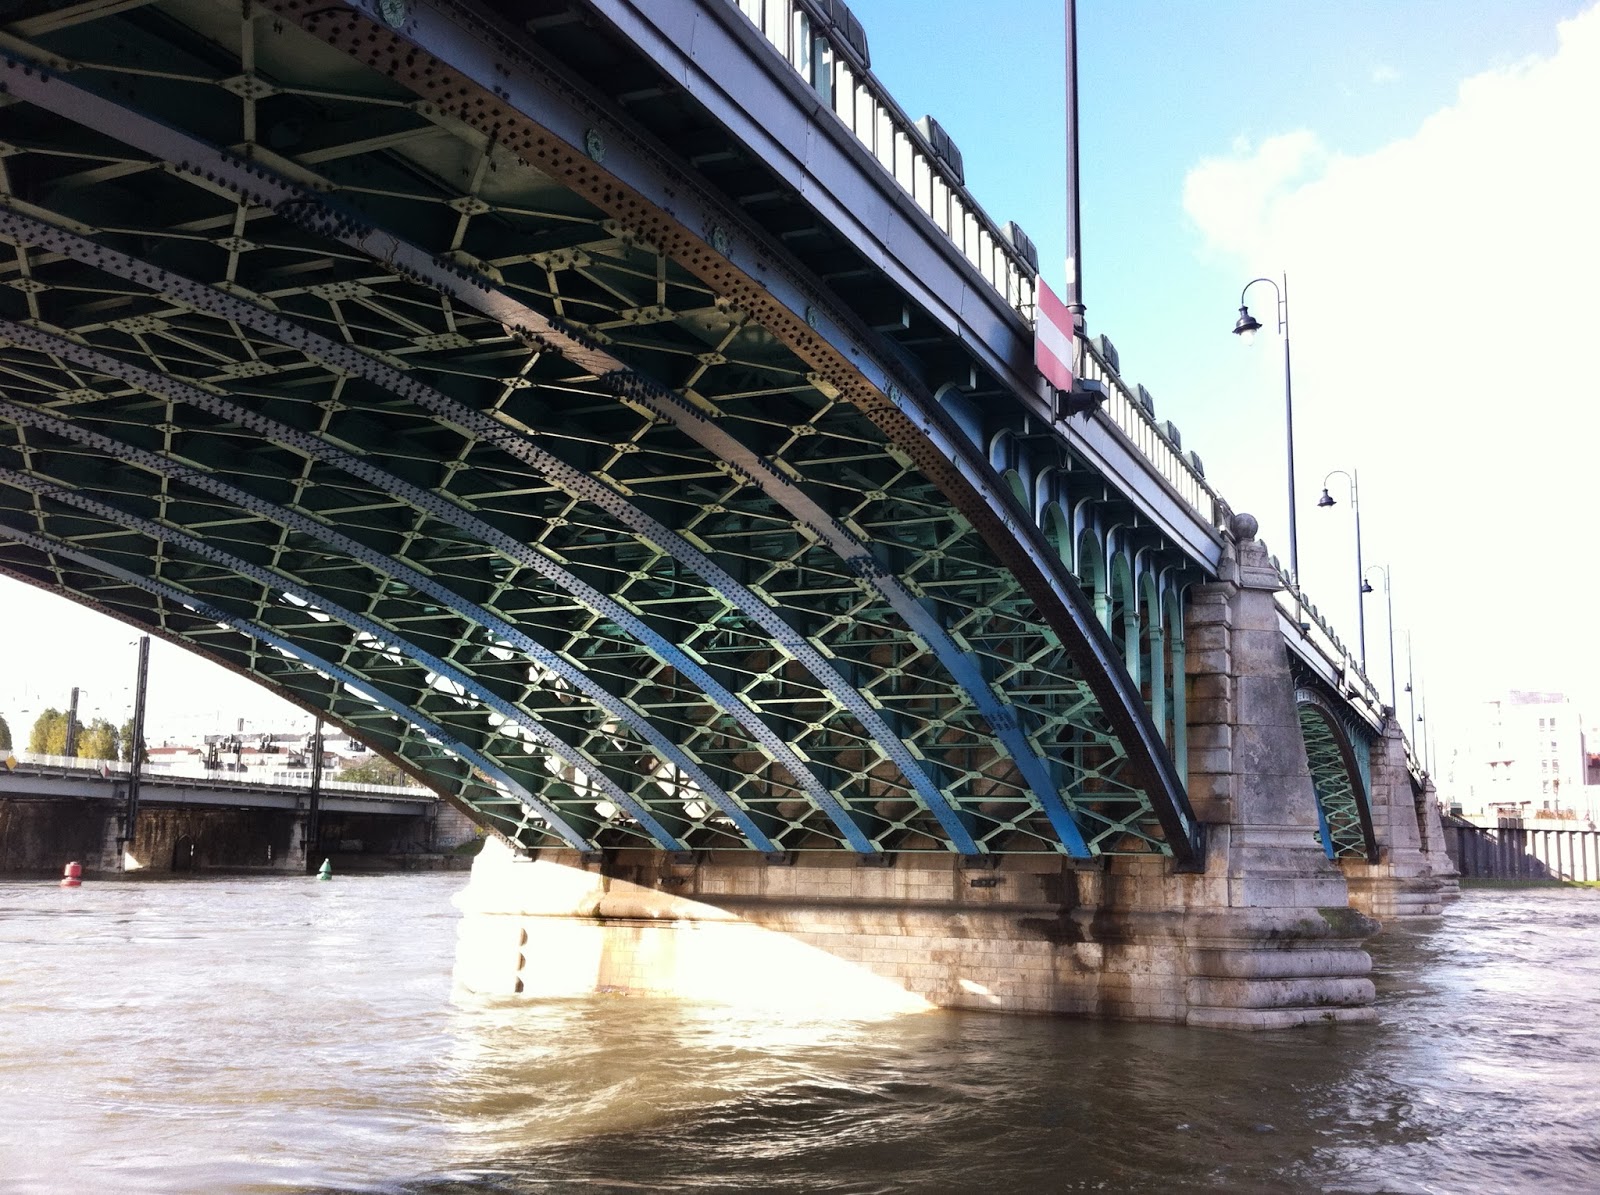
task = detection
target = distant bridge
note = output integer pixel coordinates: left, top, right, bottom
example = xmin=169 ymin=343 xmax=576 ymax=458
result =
xmin=0 ymin=750 xmax=459 ymax=873
xmin=3 ymin=751 xmax=434 ymax=816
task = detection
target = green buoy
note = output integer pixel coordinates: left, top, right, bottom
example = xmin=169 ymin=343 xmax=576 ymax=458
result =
xmin=317 ymin=858 xmax=333 ymax=881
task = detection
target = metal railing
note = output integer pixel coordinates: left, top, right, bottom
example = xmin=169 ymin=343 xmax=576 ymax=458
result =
xmin=7 ymin=751 xmax=430 ymax=799
xmin=729 ymin=0 xmax=1037 ymax=319
xmin=1077 ymin=338 xmax=1222 ymax=525
xmin=1273 ymin=585 xmax=1384 ymax=712
xmin=1454 ymin=823 xmax=1600 ymax=882
xmin=728 ymin=2 xmax=1235 ymax=533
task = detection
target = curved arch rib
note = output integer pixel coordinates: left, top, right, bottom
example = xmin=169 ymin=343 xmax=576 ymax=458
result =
xmin=1295 ymin=688 xmax=1380 ymax=863
xmin=0 ymin=397 xmax=819 ymax=848
xmin=0 ymin=519 xmax=593 ymax=850
xmin=0 ymin=323 xmax=789 ymax=851
xmin=0 ymin=51 xmax=1177 ymax=857
xmin=0 ymin=208 xmax=931 ymax=853
xmin=0 ymin=466 xmax=692 ymax=850
xmin=0 ymin=61 xmax=998 ymax=853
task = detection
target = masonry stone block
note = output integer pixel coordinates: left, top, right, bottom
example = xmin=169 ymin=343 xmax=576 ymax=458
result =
xmin=449 ymin=522 xmax=1375 ymax=1030
xmin=1186 ymin=723 xmax=1233 ymax=751
xmin=1187 ymin=697 xmax=1234 ymax=725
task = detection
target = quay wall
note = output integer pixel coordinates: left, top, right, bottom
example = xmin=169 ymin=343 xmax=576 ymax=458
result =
xmin=0 ymin=795 xmax=460 ymax=875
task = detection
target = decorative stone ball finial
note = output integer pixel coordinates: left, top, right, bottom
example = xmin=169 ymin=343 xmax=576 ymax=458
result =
xmin=1228 ymin=511 xmax=1259 ymax=542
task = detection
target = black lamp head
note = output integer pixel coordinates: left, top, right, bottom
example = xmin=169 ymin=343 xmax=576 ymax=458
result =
xmin=1231 ymin=306 xmax=1263 ymax=337
xmin=1317 ymin=488 xmax=1336 ymax=508
xmin=1361 ymin=580 xmax=1374 ymax=594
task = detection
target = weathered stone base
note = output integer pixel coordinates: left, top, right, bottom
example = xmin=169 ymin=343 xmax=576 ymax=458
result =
xmin=1340 ymin=864 xmax=1444 ymax=920
xmin=1420 ymin=794 xmax=1461 ymax=901
xmin=455 ymin=839 xmax=1376 ymax=1029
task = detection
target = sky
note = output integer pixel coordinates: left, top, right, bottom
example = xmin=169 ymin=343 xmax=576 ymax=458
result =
xmin=4 ymin=1 xmax=1599 ymax=780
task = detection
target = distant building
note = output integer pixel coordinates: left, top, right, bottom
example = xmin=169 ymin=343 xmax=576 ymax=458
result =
xmin=1460 ymin=692 xmax=1594 ymax=827
xmin=135 ymin=722 xmax=395 ymax=785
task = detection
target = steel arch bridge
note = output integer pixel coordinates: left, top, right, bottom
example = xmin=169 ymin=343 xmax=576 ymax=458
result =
xmin=0 ymin=0 xmax=1386 ymax=865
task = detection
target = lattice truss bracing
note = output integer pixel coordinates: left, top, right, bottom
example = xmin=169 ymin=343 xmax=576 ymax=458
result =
xmin=0 ymin=0 xmax=1192 ymax=856
xmin=1295 ymin=691 xmax=1378 ymax=863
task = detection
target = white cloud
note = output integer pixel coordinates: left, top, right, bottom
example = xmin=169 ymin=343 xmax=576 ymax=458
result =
xmin=1183 ymin=131 xmax=1331 ymax=261
xmin=1183 ymin=3 xmax=1600 ymax=746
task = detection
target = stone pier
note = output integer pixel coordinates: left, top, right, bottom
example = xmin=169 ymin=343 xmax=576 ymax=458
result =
xmin=1339 ymin=720 xmax=1448 ymax=919
xmin=453 ymin=516 xmax=1378 ymax=1029
xmin=1417 ymin=778 xmax=1461 ymax=900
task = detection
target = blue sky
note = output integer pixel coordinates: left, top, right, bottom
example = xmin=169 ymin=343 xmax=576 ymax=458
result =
xmin=851 ymin=0 xmax=1600 ymax=764
xmin=5 ymin=1 xmax=1599 ymax=782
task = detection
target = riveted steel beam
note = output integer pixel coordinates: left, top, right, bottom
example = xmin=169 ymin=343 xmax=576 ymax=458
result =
xmin=0 ymin=25 xmax=1196 ymax=857
xmin=0 ymin=394 xmax=804 ymax=849
xmin=0 ymin=465 xmax=690 ymax=850
xmin=0 ymin=318 xmax=785 ymax=851
xmin=0 ymin=518 xmax=594 ymax=850
xmin=0 ymin=54 xmax=984 ymax=855
xmin=0 ymin=227 xmax=897 ymax=856
xmin=204 ymin=7 xmax=1179 ymax=857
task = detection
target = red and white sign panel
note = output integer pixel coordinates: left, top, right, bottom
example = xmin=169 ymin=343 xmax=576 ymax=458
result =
xmin=1034 ymin=278 xmax=1075 ymax=394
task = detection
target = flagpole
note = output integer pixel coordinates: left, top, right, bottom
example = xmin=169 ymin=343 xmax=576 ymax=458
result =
xmin=1063 ymin=0 xmax=1084 ymax=336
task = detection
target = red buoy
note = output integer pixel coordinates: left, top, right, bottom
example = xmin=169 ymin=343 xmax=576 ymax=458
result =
xmin=60 ymin=861 xmax=83 ymax=888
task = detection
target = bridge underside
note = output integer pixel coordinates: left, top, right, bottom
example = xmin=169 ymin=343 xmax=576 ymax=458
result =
xmin=0 ymin=0 xmax=1196 ymax=859
xmin=1294 ymin=685 xmax=1379 ymax=864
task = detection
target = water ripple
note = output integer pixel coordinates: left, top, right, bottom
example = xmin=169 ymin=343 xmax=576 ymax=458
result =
xmin=1 ymin=879 xmax=1597 ymax=1192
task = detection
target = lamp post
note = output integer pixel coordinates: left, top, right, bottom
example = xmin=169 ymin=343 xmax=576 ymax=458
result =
xmin=64 ymin=685 xmax=81 ymax=757
xmin=121 ymin=635 xmax=150 ymax=868
xmin=1231 ymin=274 xmax=1298 ymax=586
xmin=1316 ymin=468 xmax=1365 ymax=668
xmin=1064 ymin=0 xmax=1085 ymax=331
xmin=1364 ymin=564 xmax=1397 ymax=712
xmin=1418 ymin=687 xmax=1432 ymax=777
xmin=1404 ymin=631 xmax=1417 ymax=732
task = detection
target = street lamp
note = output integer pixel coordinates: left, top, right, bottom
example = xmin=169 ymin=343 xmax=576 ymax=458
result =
xmin=1404 ymin=631 xmax=1417 ymax=731
xmin=1364 ymin=564 xmax=1397 ymax=713
xmin=1231 ymin=274 xmax=1298 ymax=585
xmin=1316 ymin=468 xmax=1366 ymax=668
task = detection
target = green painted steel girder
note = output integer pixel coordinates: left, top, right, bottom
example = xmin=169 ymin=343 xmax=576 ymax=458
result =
xmin=0 ymin=0 xmax=1195 ymax=858
xmin=1296 ymin=687 xmax=1380 ymax=864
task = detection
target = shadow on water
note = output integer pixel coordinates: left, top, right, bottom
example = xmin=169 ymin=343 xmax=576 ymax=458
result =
xmin=3 ymin=877 xmax=1597 ymax=1194
xmin=392 ymin=890 xmax=1600 ymax=1195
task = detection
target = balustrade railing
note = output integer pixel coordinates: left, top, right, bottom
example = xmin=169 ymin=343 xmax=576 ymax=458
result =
xmin=728 ymin=0 xmax=1037 ymax=319
xmin=1272 ymin=582 xmax=1384 ymax=718
xmin=1077 ymin=338 xmax=1222 ymax=526
xmin=727 ymin=1 xmax=1231 ymax=532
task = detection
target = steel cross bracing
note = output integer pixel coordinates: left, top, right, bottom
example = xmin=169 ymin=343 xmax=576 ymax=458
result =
xmin=1295 ymin=688 xmax=1379 ymax=864
xmin=0 ymin=445 xmax=689 ymax=851
xmin=0 ymin=0 xmax=1195 ymax=857
xmin=0 ymin=324 xmax=783 ymax=852
xmin=0 ymin=518 xmax=590 ymax=848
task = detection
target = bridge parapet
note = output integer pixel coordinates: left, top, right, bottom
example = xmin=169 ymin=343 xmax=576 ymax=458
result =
xmin=1076 ymin=338 xmax=1222 ymax=525
xmin=9 ymin=752 xmax=430 ymax=800
xmin=728 ymin=0 xmax=1037 ymax=322
xmin=723 ymin=0 xmax=1391 ymax=746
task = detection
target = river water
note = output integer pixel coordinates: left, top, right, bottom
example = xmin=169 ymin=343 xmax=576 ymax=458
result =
xmin=1 ymin=875 xmax=1596 ymax=1194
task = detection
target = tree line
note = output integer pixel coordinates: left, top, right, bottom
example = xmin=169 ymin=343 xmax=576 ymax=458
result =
xmin=1 ymin=708 xmax=418 ymax=785
xmin=0 ymin=708 xmax=138 ymax=761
